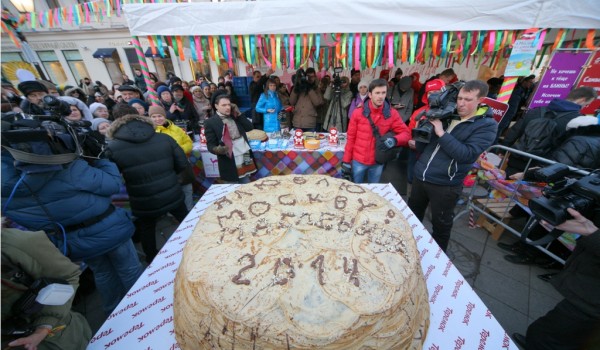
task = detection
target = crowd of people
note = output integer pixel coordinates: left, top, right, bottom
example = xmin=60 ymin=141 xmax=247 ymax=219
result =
xmin=1 ymin=64 xmax=598 ymax=350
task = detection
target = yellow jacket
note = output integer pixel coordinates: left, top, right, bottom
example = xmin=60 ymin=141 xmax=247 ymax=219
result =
xmin=155 ymin=120 xmax=193 ymax=155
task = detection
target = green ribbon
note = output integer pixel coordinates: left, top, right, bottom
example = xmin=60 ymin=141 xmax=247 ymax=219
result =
xmin=360 ymin=33 xmax=367 ymax=70
xmin=295 ymin=34 xmax=301 ymax=68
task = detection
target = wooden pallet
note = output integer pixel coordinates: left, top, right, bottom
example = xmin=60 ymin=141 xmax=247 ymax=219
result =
xmin=474 ymin=198 xmax=515 ymax=240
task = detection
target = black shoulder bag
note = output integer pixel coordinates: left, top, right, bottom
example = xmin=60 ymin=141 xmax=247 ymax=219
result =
xmin=364 ymin=114 xmax=401 ymax=164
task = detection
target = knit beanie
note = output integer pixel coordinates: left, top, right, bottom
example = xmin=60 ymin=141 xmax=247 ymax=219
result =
xmin=148 ymin=105 xmax=167 ymax=117
xmin=89 ymin=102 xmax=107 ymax=115
xmin=128 ymin=98 xmax=148 ymax=111
xmin=91 ymin=118 xmax=110 ymax=131
xmin=157 ymin=85 xmax=171 ymax=96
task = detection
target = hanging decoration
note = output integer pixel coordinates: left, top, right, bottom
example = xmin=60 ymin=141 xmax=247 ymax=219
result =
xmin=6 ymin=0 xmax=597 ymax=73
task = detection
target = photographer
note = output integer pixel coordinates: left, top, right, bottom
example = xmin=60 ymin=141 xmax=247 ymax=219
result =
xmin=289 ymin=68 xmax=324 ymax=132
xmin=388 ymin=76 xmax=414 ymax=123
xmin=407 ymin=80 xmax=497 ymax=251
xmin=323 ymin=75 xmax=352 ymax=132
xmin=513 ymin=208 xmax=600 ymax=350
xmin=17 ymin=81 xmax=50 ymax=116
xmin=1 ymin=127 xmax=144 ymax=315
xmin=1 ymin=227 xmax=92 ymax=349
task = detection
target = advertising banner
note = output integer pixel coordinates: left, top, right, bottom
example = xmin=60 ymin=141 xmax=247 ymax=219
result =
xmin=528 ymin=51 xmax=592 ymax=109
xmin=575 ymin=50 xmax=600 ymax=115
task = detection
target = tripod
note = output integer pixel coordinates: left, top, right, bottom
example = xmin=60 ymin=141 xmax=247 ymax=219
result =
xmin=327 ymin=85 xmax=345 ymax=132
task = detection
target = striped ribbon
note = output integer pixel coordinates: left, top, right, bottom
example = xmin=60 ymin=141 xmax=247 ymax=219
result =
xmin=497 ymin=76 xmax=518 ymax=103
xmin=131 ymin=36 xmax=159 ymax=106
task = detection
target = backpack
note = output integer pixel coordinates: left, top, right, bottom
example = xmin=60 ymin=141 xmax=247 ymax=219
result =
xmin=514 ymin=107 xmax=576 ymax=157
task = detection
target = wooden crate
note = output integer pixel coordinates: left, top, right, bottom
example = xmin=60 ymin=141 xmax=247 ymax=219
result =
xmin=474 ymin=199 xmax=515 ymax=240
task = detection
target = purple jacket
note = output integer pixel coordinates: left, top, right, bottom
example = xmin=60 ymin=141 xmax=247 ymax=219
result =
xmin=348 ymin=94 xmax=368 ymax=119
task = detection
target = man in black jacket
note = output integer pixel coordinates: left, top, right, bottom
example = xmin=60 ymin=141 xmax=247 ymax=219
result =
xmin=408 ymin=80 xmax=497 ymax=251
xmin=17 ymin=80 xmax=49 ymax=115
xmin=106 ymin=114 xmax=189 ymax=263
xmin=204 ymin=91 xmax=255 ymax=183
xmin=513 ymin=208 xmax=600 ymax=350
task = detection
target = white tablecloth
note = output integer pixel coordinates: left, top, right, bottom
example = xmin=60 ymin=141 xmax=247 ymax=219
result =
xmin=88 ymin=183 xmax=516 ymax=350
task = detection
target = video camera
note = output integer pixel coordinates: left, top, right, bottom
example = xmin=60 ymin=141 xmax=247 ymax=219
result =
xmin=1 ymin=95 xmax=105 ymax=164
xmin=332 ymin=67 xmax=344 ymax=92
xmin=528 ymin=164 xmax=600 ymax=226
xmin=412 ymin=81 xmax=465 ymax=143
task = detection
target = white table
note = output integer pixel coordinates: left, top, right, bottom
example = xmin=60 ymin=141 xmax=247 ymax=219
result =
xmin=88 ymin=183 xmax=517 ymax=350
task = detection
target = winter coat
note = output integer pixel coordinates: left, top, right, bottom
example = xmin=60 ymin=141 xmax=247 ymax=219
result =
xmin=414 ymin=106 xmax=498 ymax=186
xmin=204 ymin=113 xmax=255 ymax=182
xmin=106 ymin=114 xmax=188 ymax=217
xmin=552 ymin=125 xmax=600 ymax=170
xmin=1 ymin=153 xmax=134 ymax=261
xmin=323 ymin=86 xmax=352 ymax=132
xmin=134 ymin=74 xmax=147 ymax=92
xmin=1 ymin=228 xmax=92 ymax=349
xmin=343 ymin=99 xmax=410 ymax=166
xmin=387 ymin=77 xmax=414 ymax=122
xmin=348 ymin=94 xmax=368 ymax=120
xmin=502 ymin=98 xmax=582 ymax=148
xmin=167 ymin=98 xmax=200 ymax=127
xmin=255 ymin=90 xmax=283 ymax=133
xmin=155 ymin=119 xmax=193 ymax=155
xmin=289 ymin=88 xmax=324 ymax=129
xmin=551 ymin=230 xmax=600 ymax=318
xmin=192 ymin=94 xmax=211 ymax=124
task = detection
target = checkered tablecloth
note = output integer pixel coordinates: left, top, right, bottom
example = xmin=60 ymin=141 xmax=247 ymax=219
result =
xmin=190 ymin=142 xmax=345 ymax=193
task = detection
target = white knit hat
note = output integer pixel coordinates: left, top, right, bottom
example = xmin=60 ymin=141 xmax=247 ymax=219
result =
xmin=89 ymin=102 xmax=107 ymax=116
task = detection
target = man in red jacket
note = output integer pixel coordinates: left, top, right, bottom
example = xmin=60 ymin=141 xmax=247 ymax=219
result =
xmin=342 ymin=79 xmax=410 ymax=183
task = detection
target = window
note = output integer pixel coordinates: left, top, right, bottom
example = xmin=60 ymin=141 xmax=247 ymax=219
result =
xmin=1 ymin=52 xmax=24 ymax=62
xmin=63 ymin=50 xmax=90 ymax=84
xmin=124 ymin=48 xmax=141 ymax=73
xmin=37 ymin=50 xmax=67 ymax=85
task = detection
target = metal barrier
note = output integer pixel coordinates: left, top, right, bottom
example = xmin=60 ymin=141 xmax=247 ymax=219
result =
xmin=455 ymin=145 xmax=590 ymax=264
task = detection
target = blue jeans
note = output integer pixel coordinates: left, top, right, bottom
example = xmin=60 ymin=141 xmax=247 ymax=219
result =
xmin=85 ymin=239 xmax=144 ymax=314
xmin=352 ymin=160 xmax=384 ymax=183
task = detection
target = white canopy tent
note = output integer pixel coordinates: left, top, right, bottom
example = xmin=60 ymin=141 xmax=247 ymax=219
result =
xmin=123 ymin=0 xmax=600 ymax=36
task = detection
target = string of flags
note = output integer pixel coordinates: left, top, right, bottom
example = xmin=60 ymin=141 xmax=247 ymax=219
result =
xmin=1 ymin=0 xmax=597 ymax=71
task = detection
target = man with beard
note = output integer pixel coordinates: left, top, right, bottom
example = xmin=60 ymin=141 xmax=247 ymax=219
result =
xmin=17 ymin=81 xmax=50 ymax=115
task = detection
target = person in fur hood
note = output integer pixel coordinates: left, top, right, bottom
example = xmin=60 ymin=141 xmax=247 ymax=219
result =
xmin=551 ymin=116 xmax=600 ymax=170
xmin=105 ymin=114 xmax=189 ymax=263
xmin=64 ymin=87 xmax=88 ymax=104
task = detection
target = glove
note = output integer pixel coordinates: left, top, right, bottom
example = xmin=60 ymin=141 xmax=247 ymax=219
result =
xmin=379 ymin=137 xmax=397 ymax=151
xmin=212 ymin=145 xmax=230 ymax=155
xmin=341 ymin=162 xmax=353 ymax=181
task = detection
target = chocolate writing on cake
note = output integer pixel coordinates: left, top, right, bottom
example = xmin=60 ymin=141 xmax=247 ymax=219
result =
xmin=232 ymin=254 xmax=256 ymax=285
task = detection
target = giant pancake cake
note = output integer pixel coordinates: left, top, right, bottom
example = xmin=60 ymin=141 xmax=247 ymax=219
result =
xmin=174 ymin=175 xmax=429 ymax=349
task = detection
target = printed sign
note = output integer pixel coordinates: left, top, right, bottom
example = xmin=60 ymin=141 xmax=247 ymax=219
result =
xmin=575 ymin=50 xmax=600 ymax=115
xmin=481 ymin=97 xmax=509 ymax=123
xmin=200 ymin=151 xmax=220 ymax=178
xmin=504 ymin=36 xmax=538 ymax=77
xmin=528 ymin=51 xmax=592 ymax=109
